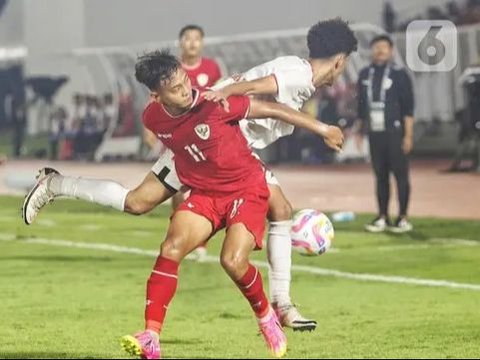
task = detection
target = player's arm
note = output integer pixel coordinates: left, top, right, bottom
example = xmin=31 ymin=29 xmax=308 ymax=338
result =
xmin=143 ymin=128 xmax=158 ymax=150
xmin=204 ymin=75 xmax=278 ymax=107
xmin=247 ymin=98 xmax=344 ymax=151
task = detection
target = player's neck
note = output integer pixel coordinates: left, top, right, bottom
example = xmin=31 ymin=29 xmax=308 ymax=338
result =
xmin=308 ymin=59 xmax=334 ymax=88
xmin=181 ymin=55 xmax=202 ymax=69
xmin=164 ymin=104 xmax=188 ymax=117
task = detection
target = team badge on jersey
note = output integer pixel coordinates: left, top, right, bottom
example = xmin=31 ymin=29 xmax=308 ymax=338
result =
xmin=197 ymin=73 xmax=209 ymax=87
xmin=195 ymin=124 xmax=210 ymax=140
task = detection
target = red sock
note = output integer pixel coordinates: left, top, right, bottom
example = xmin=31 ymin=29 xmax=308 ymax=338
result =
xmin=145 ymin=256 xmax=179 ymax=333
xmin=235 ymin=264 xmax=270 ymax=318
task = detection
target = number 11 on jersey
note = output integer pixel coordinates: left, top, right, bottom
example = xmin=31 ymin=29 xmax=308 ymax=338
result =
xmin=184 ymin=143 xmax=206 ymax=162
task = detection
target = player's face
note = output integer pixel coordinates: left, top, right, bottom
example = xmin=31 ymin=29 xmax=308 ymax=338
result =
xmin=180 ymin=29 xmax=204 ymax=59
xmin=156 ymin=68 xmax=193 ymax=110
xmin=372 ymin=41 xmax=393 ymax=65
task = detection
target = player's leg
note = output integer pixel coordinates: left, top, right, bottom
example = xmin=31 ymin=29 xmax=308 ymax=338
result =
xmin=124 ymin=172 xmax=176 ymax=215
xmin=22 ymin=150 xmax=180 ymax=224
xmin=171 ymin=190 xmax=208 ymax=262
xmin=266 ymin=171 xmax=317 ymax=331
xmin=171 ymin=192 xmax=185 ymax=210
xmin=122 ymin=207 xmax=214 ymax=359
xmin=220 ymin=223 xmax=287 ymax=358
xmin=220 ymin=189 xmax=286 ymax=357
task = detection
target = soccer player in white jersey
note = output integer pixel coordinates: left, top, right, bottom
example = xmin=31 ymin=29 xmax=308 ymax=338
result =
xmin=22 ymin=18 xmax=357 ymax=332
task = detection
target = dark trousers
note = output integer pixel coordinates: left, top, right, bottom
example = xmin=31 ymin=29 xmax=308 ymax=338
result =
xmin=369 ymin=131 xmax=410 ymax=217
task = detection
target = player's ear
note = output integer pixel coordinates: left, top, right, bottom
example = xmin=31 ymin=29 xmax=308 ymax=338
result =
xmin=150 ymin=92 xmax=161 ymax=103
xmin=334 ymin=54 xmax=346 ymax=70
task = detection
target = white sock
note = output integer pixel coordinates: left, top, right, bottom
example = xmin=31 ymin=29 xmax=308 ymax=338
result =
xmin=267 ymin=220 xmax=292 ymax=307
xmin=49 ymin=175 xmax=129 ymax=211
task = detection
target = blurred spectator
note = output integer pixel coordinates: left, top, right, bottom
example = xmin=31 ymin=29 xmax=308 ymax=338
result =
xmin=102 ymin=93 xmax=115 ymax=132
xmin=49 ymin=106 xmax=67 ymax=160
xmin=463 ymin=0 xmax=480 ymax=24
xmin=383 ymin=1 xmax=397 ymax=33
xmin=71 ymin=93 xmax=86 ymax=129
xmin=426 ymin=6 xmax=448 ymax=20
xmin=446 ymin=1 xmax=462 ymax=23
xmin=395 ymin=0 xmax=480 ymax=31
xmin=8 ymin=92 xmax=27 ymax=158
xmin=449 ymin=63 xmax=480 ymax=171
xmin=72 ymin=95 xmax=104 ymax=160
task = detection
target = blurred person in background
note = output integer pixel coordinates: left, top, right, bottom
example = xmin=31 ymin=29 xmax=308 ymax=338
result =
xmin=179 ymin=24 xmax=222 ymax=88
xmin=70 ymin=93 xmax=86 ymax=129
xmin=450 ymin=62 xmax=480 ymax=172
xmin=48 ymin=106 xmax=67 ymax=160
xmin=5 ymin=83 xmax=27 ymax=158
xmin=356 ymin=35 xmax=414 ymax=233
xmin=102 ymin=93 xmax=115 ymax=132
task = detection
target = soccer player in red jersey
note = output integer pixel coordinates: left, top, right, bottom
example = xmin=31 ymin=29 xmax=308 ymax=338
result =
xmin=179 ymin=24 xmax=222 ymax=88
xmin=120 ymin=50 xmax=343 ymax=359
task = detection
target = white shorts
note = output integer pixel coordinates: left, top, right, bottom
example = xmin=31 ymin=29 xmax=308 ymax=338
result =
xmin=151 ymin=147 xmax=279 ymax=192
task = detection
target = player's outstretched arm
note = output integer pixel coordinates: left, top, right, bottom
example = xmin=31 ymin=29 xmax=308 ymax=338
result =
xmin=247 ymin=99 xmax=344 ymax=152
xmin=203 ymin=75 xmax=278 ymax=105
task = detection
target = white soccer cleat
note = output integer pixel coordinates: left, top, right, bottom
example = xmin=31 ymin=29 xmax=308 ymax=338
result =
xmin=22 ymin=167 xmax=60 ymax=225
xmin=274 ymin=303 xmax=317 ymax=332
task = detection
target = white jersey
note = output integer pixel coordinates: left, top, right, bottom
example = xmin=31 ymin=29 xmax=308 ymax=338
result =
xmin=213 ymin=56 xmax=315 ymax=149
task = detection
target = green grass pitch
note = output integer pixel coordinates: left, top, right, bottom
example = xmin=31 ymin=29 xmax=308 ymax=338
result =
xmin=0 ymin=195 xmax=479 ymax=358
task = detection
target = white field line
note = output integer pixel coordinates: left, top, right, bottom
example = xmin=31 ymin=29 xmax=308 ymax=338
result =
xmin=328 ymin=237 xmax=480 ymax=254
xmin=1 ymin=234 xmax=480 ymax=291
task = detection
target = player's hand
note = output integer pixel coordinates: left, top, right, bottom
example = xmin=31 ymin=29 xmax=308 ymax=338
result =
xmin=203 ymin=90 xmax=230 ymax=112
xmin=324 ymin=125 xmax=344 ymax=152
xmin=402 ymin=135 xmax=413 ymax=154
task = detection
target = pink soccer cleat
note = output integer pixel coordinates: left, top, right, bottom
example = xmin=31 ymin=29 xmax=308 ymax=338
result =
xmin=258 ymin=307 xmax=288 ymax=358
xmin=121 ymin=330 xmax=161 ymax=359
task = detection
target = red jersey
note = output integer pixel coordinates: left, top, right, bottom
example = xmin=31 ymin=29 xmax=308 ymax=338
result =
xmin=182 ymin=58 xmax=222 ymax=88
xmin=142 ymin=90 xmax=266 ymax=194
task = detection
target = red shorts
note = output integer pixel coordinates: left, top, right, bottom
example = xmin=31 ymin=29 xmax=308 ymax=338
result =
xmin=176 ymin=184 xmax=269 ymax=249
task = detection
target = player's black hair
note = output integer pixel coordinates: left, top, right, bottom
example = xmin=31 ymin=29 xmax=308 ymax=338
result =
xmin=179 ymin=24 xmax=205 ymax=38
xmin=135 ymin=49 xmax=181 ymax=91
xmin=370 ymin=34 xmax=393 ymax=47
xmin=307 ymin=18 xmax=358 ymax=59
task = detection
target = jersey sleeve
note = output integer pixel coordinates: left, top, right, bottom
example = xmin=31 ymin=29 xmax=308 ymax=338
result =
xmin=273 ymin=66 xmax=312 ymax=102
xmin=220 ymin=95 xmax=251 ymax=123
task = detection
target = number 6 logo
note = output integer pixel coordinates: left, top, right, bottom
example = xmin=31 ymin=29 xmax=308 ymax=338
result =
xmin=406 ymin=20 xmax=457 ymax=72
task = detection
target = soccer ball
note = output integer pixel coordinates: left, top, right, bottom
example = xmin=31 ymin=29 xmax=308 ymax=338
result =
xmin=291 ymin=209 xmax=334 ymax=256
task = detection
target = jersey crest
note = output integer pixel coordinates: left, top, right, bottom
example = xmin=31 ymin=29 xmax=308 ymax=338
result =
xmin=195 ymin=123 xmax=210 ymax=140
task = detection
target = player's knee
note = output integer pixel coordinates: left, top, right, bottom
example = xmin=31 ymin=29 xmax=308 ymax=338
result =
xmin=220 ymin=252 xmax=248 ymax=278
xmin=269 ymin=199 xmax=293 ymax=222
xmin=124 ymin=192 xmax=152 ymax=215
xmin=160 ymin=237 xmax=187 ymax=262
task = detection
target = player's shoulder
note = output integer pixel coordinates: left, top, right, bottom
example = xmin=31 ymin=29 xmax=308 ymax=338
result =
xmin=202 ymin=57 xmax=220 ymax=67
xmin=142 ymin=101 xmax=162 ymax=124
xmin=267 ymin=55 xmax=308 ymax=69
